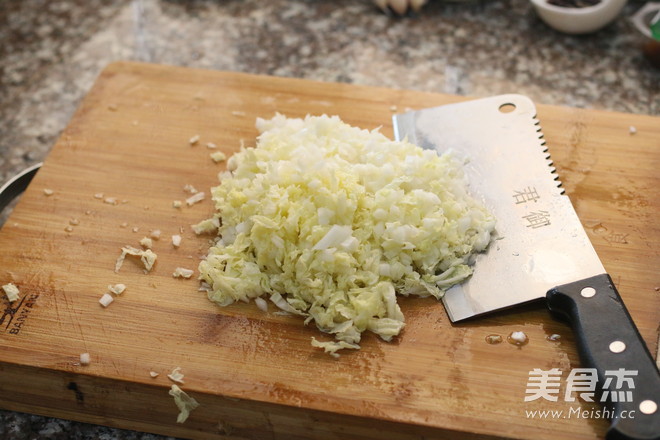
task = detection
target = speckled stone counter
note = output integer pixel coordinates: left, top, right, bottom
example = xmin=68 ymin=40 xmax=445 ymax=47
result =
xmin=0 ymin=0 xmax=658 ymax=438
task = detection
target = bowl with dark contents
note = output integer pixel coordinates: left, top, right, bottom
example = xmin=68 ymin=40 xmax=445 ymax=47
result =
xmin=530 ymin=0 xmax=627 ymax=34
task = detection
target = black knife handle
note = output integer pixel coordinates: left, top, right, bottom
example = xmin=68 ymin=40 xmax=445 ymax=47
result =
xmin=547 ymin=273 xmax=660 ymax=440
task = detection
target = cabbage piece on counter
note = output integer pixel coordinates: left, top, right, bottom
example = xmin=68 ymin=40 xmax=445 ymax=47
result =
xmin=198 ymin=114 xmax=495 ymax=357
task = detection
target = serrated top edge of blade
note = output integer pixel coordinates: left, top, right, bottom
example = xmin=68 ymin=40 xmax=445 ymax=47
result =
xmin=531 ymin=116 xmax=565 ymax=195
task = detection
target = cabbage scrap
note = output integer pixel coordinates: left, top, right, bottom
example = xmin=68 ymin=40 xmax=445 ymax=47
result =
xmin=198 ymin=114 xmax=495 ymax=356
xmin=169 ymin=384 xmax=199 ymax=423
xmin=2 ymin=283 xmax=20 ymax=303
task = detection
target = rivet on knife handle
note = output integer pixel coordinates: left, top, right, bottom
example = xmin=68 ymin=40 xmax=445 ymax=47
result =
xmin=547 ymin=274 xmax=660 ymax=440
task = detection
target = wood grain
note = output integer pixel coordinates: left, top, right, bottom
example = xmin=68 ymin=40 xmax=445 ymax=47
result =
xmin=0 ymin=61 xmax=658 ymax=440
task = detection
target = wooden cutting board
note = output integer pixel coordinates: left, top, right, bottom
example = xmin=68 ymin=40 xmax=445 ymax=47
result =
xmin=0 ymin=61 xmax=658 ymax=440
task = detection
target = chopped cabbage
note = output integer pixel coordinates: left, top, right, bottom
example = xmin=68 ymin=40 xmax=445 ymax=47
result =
xmin=169 ymin=384 xmax=199 ymax=423
xmin=198 ymin=114 xmax=495 ymax=356
xmin=173 ymin=267 xmax=195 ymax=279
xmin=210 ymin=151 xmax=227 ymax=163
xmin=99 ymin=293 xmax=114 ymax=308
xmin=114 ymin=246 xmax=157 ymax=274
xmin=167 ymin=366 xmax=185 ymax=384
xmin=2 ymin=283 xmax=20 ymax=302
xmin=311 ymin=337 xmax=361 ymax=358
xmin=185 ymin=192 xmax=205 ymax=206
xmin=79 ymin=352 xmax=91 ymax=365
xmin=108 ymin=283 xmax=126 ymax=295
xmin=192 ymin=217 xmax=219 ymax=235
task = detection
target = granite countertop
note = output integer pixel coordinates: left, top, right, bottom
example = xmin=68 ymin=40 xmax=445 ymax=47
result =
xmin=0 ymin=0 xmax=658 ymax=438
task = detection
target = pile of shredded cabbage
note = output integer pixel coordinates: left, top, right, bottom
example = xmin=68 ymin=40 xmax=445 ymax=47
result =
xmin=198 ymin=114 xmax=495 ymax=357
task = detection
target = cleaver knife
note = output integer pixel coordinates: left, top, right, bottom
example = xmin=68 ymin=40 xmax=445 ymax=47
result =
xmin=393 ymin=95 xmax=659 ymax=440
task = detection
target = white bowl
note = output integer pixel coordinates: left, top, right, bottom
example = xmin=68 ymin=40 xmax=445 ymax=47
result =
xmin=530 ymin=0 xmax=628 ymax=34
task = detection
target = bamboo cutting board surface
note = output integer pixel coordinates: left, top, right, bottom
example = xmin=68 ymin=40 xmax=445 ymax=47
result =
xmin=0 ymin=61 xmax=658 ymax=440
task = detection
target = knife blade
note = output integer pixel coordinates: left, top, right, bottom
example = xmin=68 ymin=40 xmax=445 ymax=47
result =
xmin=393 ymin=95 xmax=659 ymax=440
